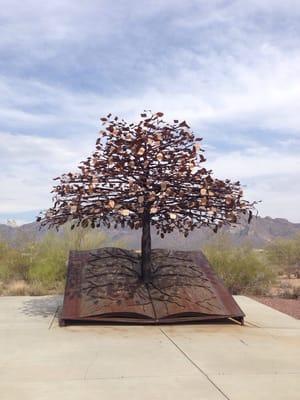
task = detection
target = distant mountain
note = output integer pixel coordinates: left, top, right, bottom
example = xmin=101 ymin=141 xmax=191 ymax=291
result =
xmin=1 ymin=215 xmax=300 ymax=249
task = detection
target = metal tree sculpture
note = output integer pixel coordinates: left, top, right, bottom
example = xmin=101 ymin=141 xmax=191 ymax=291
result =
xmin=38 ymin=111 xmax=253 ymax=282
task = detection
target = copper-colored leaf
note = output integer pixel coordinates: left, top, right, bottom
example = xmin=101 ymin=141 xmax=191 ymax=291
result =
xmin=160 ymin=181 xmax=167 ymax=191
xmin=39 ymin=110 xmax=254 ymax=244
xmin=108 ymin=200 xmax=115 ymax=209
xmin=148 ymin=194 xmax=156 ymax=202
xmin=157 ymin=153 xmax=163 ymax=161
xmin=119 ymin=209 xmax=130 ymax=216
xmin=137 ymin=147 xmax=145 ymax=156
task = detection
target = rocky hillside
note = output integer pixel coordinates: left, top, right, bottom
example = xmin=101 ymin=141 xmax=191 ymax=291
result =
xmin=1 ymin=215 xmax=300 ymax=249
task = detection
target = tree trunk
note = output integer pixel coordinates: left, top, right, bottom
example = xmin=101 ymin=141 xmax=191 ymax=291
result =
xmin=141 ymin=210 xmax=152 ymax=282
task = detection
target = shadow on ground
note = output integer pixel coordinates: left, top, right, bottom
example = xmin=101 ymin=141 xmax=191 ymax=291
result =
xmin=20 ymin=296 xmax=63 ymax=318
xmin=18 ymin=295 xmax=241 ymax=326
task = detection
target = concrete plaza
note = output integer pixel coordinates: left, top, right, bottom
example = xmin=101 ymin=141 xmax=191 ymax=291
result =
xmin=0 ymin=295 xmax=299 ymax=400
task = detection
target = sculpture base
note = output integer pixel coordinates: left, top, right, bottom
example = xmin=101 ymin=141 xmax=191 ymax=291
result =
xmin=59 ymin=248 xmax=244 ymax=326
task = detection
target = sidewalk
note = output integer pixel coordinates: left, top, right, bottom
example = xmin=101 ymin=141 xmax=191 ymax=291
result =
xmin=0 ymin=295 xmax=299 ymax=400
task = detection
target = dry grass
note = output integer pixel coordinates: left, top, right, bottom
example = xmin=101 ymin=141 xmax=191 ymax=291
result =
xmin=204 ymin=239 xmax=275 ymax=295
xmin=0 ymin=224 xmax=116 ymax=296
xmin=1 ymin=280 xmax=31 ymax=296
xmin=269 ymin=276 xmax=300 ymax=299
xmin=0 ymin=279 xmax=65 ymax=296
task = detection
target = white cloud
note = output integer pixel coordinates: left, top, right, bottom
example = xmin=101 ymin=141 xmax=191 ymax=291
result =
xmin=1 ymin=0 xmax=300 ymax=222
xmin=207 ymin=146 xmax=300 ymax=222
xmin=1 ymin=129 xmax=300 ymax=223
xmin=3 ymin=43 xmax=300 ymax=137
xmin=0 ymin=132 xmax=93 ymax=213
xmin=208 ymin=148 xmax=300 ymax=179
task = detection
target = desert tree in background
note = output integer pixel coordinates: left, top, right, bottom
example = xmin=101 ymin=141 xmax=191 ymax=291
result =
xmin=38 ymin=111 xmax=254 ymax=282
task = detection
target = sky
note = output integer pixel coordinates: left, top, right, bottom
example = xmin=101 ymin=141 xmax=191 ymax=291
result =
xmin=1 ymin=0 xmax=300 ymax=225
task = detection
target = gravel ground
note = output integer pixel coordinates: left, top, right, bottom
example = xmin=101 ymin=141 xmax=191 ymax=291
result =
xmin=252 ymin=296 xmax=300 ymax=320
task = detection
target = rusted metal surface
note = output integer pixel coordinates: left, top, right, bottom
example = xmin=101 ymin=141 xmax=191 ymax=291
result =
xmin=59 ymin=247 xmax=244 ymax=325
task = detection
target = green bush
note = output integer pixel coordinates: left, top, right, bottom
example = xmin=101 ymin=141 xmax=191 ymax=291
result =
xmin=0 ymin=241 xmax=31 ymax=281
xmin=204 ymin=236 xmax=275 ymax=295
xmin=28 ymin=225 xmax=113 ymax=285
xmin=28 ymin=234 xmax=68 ymax=284
xmin=265 ymin=234 xmax=300 ymax=277
xmin=0 ymin=224 xmax=120 ymax=293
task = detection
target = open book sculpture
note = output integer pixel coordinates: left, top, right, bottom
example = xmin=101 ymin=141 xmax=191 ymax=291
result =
xmin=60 ymin=248 xmax=244 ymax=325
xmin=38 ymin=111 xmax=254 ymax=325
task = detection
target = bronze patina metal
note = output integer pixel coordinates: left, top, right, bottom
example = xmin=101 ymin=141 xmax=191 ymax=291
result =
xmin=59 ymin=247 xmax=244 ymax=326
xmin=38 ymin=111 xmax=254 ymax=326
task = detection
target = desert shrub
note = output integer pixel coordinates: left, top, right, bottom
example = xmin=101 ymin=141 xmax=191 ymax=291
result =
xmin=0 ymin=241 xmax=32 ymax=281
xmin=62 ymin=225 xmax=112 ymax=251
xmin=28 ymin=225 xmax=111 ymax=285
xmin=28 ymin=233 xmax=68 ymax=285
xmin=3 ymin=280 xmax=30 ymax=296
xmin=279 ymin=286 xmax=300 ymax=300
xmin=203 ymin=237 xmax=275 ymax=295
xmin=0 ymin=241 xmax=14 ymax=280
xmin=291 ymin=286 xmax=300 ymax=299
xmin=265 ymin=234 xmax=300 ymax=277
xmin=0 ymin=279 xmax=51 ymax=296
xmin=0 ymin=224 xmax=118 ymax=294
